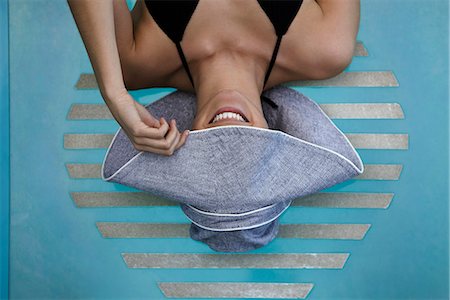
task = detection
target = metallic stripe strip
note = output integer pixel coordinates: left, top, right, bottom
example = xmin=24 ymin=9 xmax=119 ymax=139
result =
xmin=66 ymin=164 xmax=402 ymax=180
xmin=99 ymin=223 xmax=190 ymax=238
xmin=283 ymin=71 xmax=399 ymax=87
xmin=71 ymin=192 xmax=177 ymax=207
xmin=64 ymin=134 xmax=112 ymax=149
xmin=122 ymin=253 xmax=349 ymax=269
xmin=97 ymin=223 xmax=369 ymax=239
xmin=64 ymin=133 xmax=408 ymax=150
xmin=346 ymin=134 xmax=408 ymax=149
xmin=292 ymin=192 xmax=393 ymax=208
xmin=67 ymin=104 xmax=112 ymax=120
xmin=76 ymin=74 xmax=98 ymax=89
xmin=278 ymin=224 xmax=370 ymax=239
xmin=158 ymin=282 xmax=314 ymax=299
xmin=76 ymin=71 xmax=398 ymax=89
xmin=68 ymin=103 xmax=404 ymax=120
xmin=72 ymin=192 xmax=393 ymax=208
xmin=319 ymin=103 xmax=404 ymax=119
xmin=354 ymin=41 xmax=368 ymax=56
xmin=66 ymin=163 xmax=101 ymax=179
xmin=356 ymin=164 xmax=402 ymax=180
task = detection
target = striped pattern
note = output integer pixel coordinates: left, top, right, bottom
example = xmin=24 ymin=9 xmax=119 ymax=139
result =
xmin=71 ymin=191 xmax=177 ymax=207
xmin=346 ymin=133 xmax=408 ymax=149
xmin=284 ymin=71 xmax=398 ymax=87
xmin=64 ymin=134 xmax=112 ymax=149
xmin=71 ymin=192 xmax=393 ymax=208
xmin=64 ymin=133 xmax=409 ymax=150
xmin=122 ymin=253 xmax=349 ymax=269
xmin=319 ymin=103 xmax=404 ymax=119
xmin=67 ymin=104 xmax=111 ymax=120
xmin=67 ymin=102 xmax=404 ymax=120
xmin=75 ymin=71 xmax=398 ymax=89
xmin=293 ymin=192 xmax=393 ymax=208
xmin=158 ymin=282 xmax=314 ymax=299
xmin=355 ymin=164 xmax=403 ymax=180
xmin=97 ymin=223 xmax=370 ymax=239
xmin=66 ymin=163 xmax=403 ymax=180
xmin=278 ymin=224 xmax=370 ymax=239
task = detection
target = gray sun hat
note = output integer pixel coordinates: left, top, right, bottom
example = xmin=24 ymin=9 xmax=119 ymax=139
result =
xmin=101 ymin=85 xmax=364 ymax=252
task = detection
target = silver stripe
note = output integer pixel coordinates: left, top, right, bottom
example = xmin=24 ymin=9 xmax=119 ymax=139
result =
xmin=66 ymin=163 xmax=100 ymax=179
xmin=284 ymin=71 xmax=399 ymax=87
xmin=122 ymin=253 xmax=349 ymax=269
xmin=319 ymin=103 xmax=404 ymax=119
xmin=158 ymin=282 xmax=314 ymax=299
xmin=68 ymin=103 xmax=404 ymax=120
xmin=354 ymin=41 xmax=368 ymax=56
xmin=64 ymin=133 xmax=408 ymax=149
xmin=66 ymin=164 xmax=402 ymax=180
xmin=97 ymin=223 xmax=369 ymax=239
xmin=68 ymin=104 xmax=113 ymax=120
xmin=72 ymin=192 xmax=393 ymax=208
xmin=293 ymin=192 xmax=393 ymax=208
xmin=64 ymin=134 xmax=112 ymax=149
xmin=356 ymin=164 xmax=402 ymax=180
xmin=71 ymin=192 xmax=177 ymax=207
xmin=347 ymin=134 xmax=408 ymax=149
xmin=76 ymin=74 xmax=98 ymax=89
xmin=98 ymin=223 xmax=190 ymax=238
xmin=278 ymin=224 xmax=370 ymax=239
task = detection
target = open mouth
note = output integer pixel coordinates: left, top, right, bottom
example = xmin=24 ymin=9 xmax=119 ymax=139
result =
xmin=208 ymin=107 xmax=250 ymax=124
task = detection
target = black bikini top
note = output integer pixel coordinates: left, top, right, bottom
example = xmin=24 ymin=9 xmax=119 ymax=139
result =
xmin=144 ymin=0 xmax=303 ymax=108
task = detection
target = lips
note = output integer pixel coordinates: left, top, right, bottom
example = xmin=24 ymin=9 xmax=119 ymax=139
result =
xmin=208 ymin=106 xmax=250 ymax=124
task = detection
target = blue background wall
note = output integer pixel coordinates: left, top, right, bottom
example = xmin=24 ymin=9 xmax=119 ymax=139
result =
xmin=1 ymin=0 xmax=10 ymax=299
xmin=3 ymin=0 xmax=450 ymax=299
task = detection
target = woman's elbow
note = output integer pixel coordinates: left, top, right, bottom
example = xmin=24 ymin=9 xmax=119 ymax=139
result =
xmin=311 ymin=39 xmax=355 ymax=80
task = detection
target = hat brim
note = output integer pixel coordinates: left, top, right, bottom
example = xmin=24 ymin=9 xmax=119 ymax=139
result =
xmin=101 ymin=85 xmax=363 ymax=214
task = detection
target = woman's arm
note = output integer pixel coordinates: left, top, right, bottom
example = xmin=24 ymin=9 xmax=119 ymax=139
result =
xmin=67 ymin=0 xmax=189 ymax=155
xmin=314 ymin=0 xmax=360 ymax=40
xmin=67 ymin=0 xmax=126 ymax=103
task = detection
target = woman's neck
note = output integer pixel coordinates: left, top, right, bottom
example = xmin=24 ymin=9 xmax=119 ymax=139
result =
xmin=192 ymin=49 xmax=268 ymax=123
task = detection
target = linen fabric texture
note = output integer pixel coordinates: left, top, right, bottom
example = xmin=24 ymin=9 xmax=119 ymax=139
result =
xmin=101 ymin=85 xmax=364 ymax=252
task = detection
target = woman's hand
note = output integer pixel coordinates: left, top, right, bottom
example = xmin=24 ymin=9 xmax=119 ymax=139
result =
xmin=106 ymin=89 xmax=190 ymax=156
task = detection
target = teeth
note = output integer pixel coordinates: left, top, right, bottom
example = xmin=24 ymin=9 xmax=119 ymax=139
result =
xmin=212 ymin=112 xmax=245 ymax=124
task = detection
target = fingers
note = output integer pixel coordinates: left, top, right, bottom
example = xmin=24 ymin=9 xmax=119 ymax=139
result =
xmin=133 ymin=119 xmax=190 ymax=156
xmin=176 ymin=128 xmax=190 ymax=149
xmin=133 ymin=101 xmax=161 ymax=128
xmin=134 ymin=132 xmax=187 ymax=156
xmin=133 ymin=143 xmax=177 ymax=156
xmin=132 ymin=117 xmax=170 ymax=139
xmin=134 ymin=119 xmax=176 ymax=148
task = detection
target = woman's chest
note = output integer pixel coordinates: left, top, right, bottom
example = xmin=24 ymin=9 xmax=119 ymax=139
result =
xmin=129 ymin=0 xmax=318 ymax=90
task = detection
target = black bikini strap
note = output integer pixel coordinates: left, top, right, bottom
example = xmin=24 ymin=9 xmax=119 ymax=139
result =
xmin=176 ymin=42 xmax=196 ymax=90
xmin=262 ymin=35 xmax=283 ymax=90
xmin=261 ymin=95 xmax=278 ymax=108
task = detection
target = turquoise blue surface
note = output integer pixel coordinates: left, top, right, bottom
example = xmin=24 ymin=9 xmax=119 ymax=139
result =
xmin=6 ymin=0 xmax=449 ymax=299
xmin=1 ymin=0 xmax=10 ymax=299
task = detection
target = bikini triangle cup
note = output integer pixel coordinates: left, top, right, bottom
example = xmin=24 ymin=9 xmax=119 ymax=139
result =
xmin=101 ymin=85 xmax=364 ymax=252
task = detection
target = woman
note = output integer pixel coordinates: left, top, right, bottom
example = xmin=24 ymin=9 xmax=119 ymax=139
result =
xmin=67 ymin=0 xmax=360 ymax=156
